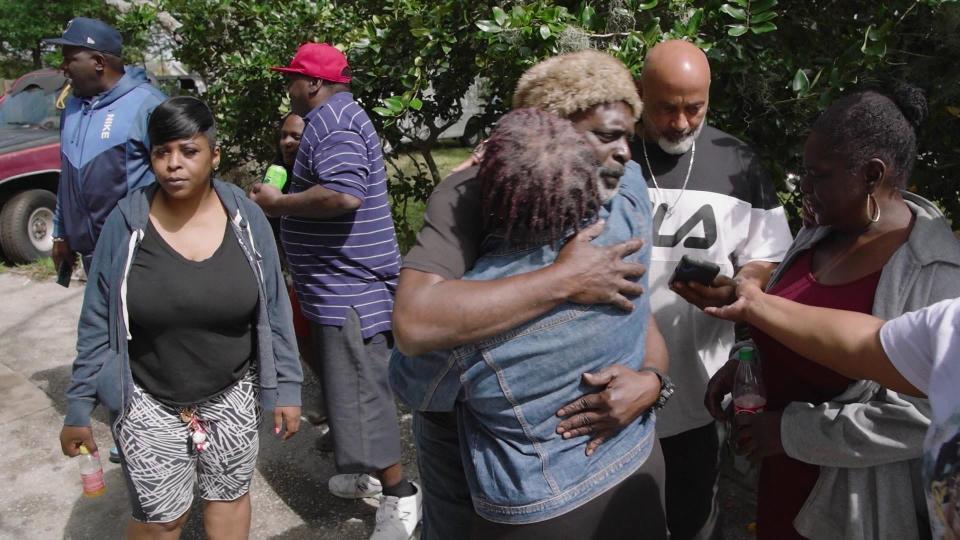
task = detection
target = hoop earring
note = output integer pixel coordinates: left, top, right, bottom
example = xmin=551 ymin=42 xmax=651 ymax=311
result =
xmin=867 ymin=193 xmax=881 ymax=223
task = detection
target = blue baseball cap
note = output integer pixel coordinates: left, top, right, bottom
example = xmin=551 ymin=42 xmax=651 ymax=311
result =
xmin=44 ymin=17 xmax=122 ymax=57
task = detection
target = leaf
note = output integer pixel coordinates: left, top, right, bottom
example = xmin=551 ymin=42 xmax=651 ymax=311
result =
xmin=475 ymin=20 xmax=501 ymax=33
xmin=751 ymin=11 xmax=777 ymax=23
xmin=384 ymin=96 xmax=405 ymax=112
xmin=752 ymin=0 xmax=778 ymax=13
xmin=372 ymin=107 xmax=396 ymax=117
xmin=809 ymin=68 xmax=823 ymax=90
xmin=686 ymin=8 xmax=704 ymax=35
xmin=727 ymin=24 xmax=748 ymax=37
xmin=861 ymin=25 xmax=874 ymax=53
xmin=791 ymin=68 xmax=810 ymax=93
xmin=410 ymin=27 xmax=430 ymax=37
xmin=492 ymin=6 xmax=508 ymax=26
xmin=639 ymin=0 xmax=659 ymax=10
xmin=642 ymin=17 xmax=662 ymax=46
xmin=539 ymin=24 xmax=551 ymax=39
xmin=720 ymin=3 xmax=748 ymax=21
xmin=750 ymin=22 xmax=777 ymax=34
xmin=441 ymin=44 xmax=452 ymax=54
xmin=409 ymin=97 xmax=423 ymax=111
xmin=580 ymin=4 xmax=596 ymax=27
xmin=730 ymin=0 xmax=748 ymax=6
xmin=946 ymin=106 xmax=960 ymax=119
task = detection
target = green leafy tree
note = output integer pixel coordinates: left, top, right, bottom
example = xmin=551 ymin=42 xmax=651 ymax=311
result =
xmin=0 ymin=0 xmax=149 ymax=78
xmin=116 ymin=0 xmax=958 ymax=249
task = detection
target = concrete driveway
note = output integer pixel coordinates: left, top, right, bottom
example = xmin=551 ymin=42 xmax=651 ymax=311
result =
xmin=0 ymin=271 xmax=419 ymax=540
xmin=0 ymin=270 xmax=756 ymax=540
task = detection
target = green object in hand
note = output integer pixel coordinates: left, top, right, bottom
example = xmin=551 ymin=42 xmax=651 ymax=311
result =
xmin=263 ymin=164 xmax=288 ymax=190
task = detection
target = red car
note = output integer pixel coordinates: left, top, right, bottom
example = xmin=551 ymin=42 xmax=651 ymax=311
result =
xmin=0 ymin=69 xmax=203 ymax=263
xmin=0 ymin=69 xmax=63 ymax=263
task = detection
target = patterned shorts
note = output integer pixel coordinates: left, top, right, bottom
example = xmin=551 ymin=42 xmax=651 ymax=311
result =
xmin=116 ymin=370 xmax=260 ymax=523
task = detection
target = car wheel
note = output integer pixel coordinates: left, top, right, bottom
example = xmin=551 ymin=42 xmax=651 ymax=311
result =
xmin=0 ymin=189 xmax=57 ymax=264
xmin=459 ymin=115 xmax=486 ymax=147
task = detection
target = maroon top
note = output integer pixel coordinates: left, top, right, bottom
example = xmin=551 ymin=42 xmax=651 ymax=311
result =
xmin=750 ymin=249 xmax=882 ymax=540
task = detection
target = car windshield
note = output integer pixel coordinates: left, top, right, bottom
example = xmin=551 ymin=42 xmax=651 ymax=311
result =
xmin=0 ymin=86 xmax=61 ymax=130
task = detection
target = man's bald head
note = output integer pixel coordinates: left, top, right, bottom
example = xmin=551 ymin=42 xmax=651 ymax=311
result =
xmin=639 ymin=40 xmax=711 ymax=154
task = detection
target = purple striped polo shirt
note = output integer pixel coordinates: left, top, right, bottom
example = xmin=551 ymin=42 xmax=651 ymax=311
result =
xmin=281 ymin=92 xmax=400 ymax=338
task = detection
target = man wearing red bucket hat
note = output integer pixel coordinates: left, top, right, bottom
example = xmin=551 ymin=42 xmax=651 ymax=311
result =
xmin=250 ymin=43 xmax=420 ymax=540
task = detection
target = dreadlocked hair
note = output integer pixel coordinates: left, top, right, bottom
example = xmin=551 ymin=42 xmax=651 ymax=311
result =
xmin=811 ymin=84 xmax=927 ymax=187
xmin=479 ymin=108 xmax=602 ymax=245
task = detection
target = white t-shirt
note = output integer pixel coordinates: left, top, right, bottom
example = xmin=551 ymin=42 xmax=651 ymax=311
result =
xmin=636 ymin=126 xmax=794 ymax=437
xmin=881 ymin=297 xmax=960 ymax=538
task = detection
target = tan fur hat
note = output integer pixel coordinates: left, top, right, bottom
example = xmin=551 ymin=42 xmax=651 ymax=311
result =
xmin=512 ymin=49 xmax=643 ymax=120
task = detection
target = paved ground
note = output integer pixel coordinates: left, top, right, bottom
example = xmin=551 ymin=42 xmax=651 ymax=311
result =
xmin=0 ymin=270 xmax=756 ymax=539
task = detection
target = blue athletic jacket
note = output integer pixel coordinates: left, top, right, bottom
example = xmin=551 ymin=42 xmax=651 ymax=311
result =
xmin=54 ymin=67 xmax=165 ymax=255
xmin=64 ymin=180 xmax=303 ymax=428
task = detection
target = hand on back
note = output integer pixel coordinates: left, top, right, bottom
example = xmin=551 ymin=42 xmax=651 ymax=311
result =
xmin=555 ymin=220 xmax=646 ymax=312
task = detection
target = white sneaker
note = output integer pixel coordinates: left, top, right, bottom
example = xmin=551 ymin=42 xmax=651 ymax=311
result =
xmin=370 ymin=482 xmax=422 ymax=540
xmin=328 ymin=473 xmax=382 ymax=499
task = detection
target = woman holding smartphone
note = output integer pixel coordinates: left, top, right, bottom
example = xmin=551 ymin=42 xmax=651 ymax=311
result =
xmin=59 ymin=96 xmax=302 ymax=539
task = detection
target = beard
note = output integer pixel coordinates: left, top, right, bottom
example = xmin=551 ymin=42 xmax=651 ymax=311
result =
xmin=596 ymin=165 xmax=625 ymax=203
xmin=656 ymin=119 xmax=705 ymax=155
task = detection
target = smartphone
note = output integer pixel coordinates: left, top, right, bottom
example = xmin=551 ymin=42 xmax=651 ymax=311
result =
xmin=56 ymin=260 xmax=72 ymax=288
xmin=670 ymin=255 xmax=720 ymax=286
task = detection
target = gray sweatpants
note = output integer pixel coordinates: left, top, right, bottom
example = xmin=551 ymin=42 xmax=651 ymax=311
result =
xmin=307 ymin=308 xmax=402 ymax=473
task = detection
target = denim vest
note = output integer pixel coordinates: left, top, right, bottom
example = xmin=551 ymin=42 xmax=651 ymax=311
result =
xmin=390 ymin=162 xmax=654 ymax=524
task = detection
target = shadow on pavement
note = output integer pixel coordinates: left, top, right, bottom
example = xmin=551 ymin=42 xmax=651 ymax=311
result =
xmin=34 ymin=360 xmax=415 ymax=539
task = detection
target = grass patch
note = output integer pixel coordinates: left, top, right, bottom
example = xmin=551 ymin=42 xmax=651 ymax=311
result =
xmin=13 ymin=257 xmax=56 ymax=281
xmin=388 ymin=146 xmax=473 ymax=251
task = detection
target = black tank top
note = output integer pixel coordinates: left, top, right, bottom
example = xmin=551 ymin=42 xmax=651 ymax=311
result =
xmin=127 ymin=219 xmax=259 ymax=406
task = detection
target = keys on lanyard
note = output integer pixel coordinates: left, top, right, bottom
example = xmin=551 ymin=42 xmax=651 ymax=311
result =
xmin=179 ymin=407 xmax=212 ymax=454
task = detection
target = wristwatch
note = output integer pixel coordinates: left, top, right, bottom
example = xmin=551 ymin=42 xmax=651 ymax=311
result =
xmin=639 ymin=367 xmax=675 ymax=411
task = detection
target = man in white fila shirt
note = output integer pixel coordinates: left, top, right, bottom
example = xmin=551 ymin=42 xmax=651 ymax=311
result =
xmin=630 ymin=39 xmax=793 ymax=540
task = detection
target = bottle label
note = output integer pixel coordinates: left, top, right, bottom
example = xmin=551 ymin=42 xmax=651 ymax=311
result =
xmin=81 ymin=451 xmax=106 ymax=497
xmin=81 ymin=470 xmax=105 ymax=496
xmin=734 ymin=394 xmax=767 ymax=415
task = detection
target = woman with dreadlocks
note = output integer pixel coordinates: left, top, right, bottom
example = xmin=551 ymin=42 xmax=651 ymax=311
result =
xmin=432 ymin=107 xmax=669 ymax=538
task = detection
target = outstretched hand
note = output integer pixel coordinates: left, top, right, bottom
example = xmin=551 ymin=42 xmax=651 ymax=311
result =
xmin=555 ymin=365 xmax=661 ymax=456
xmin=703 ymin=280 xmax=765 ymax=323
xmin=555 ymin=220 xmax=646 ymax=313
xmin=670 ymin=274 xmax=737 ymax=310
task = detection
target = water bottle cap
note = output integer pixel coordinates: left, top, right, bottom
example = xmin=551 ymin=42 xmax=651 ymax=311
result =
xmin=78 ymin=444 xmax=90 ymax=455
xmin=738 ymin=346 xmax=755 ymax=362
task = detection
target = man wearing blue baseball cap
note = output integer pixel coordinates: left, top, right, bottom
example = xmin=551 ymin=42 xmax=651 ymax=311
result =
xmin=45 ymin=17 xmax=165 ymax=467
xmin=45 ymin=17 xmax=165 ymax=276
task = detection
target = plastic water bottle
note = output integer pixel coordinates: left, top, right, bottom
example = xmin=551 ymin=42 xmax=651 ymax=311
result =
xmin=263 ymin=164 xmax=288 ymax=191
xmin=77 ymin=444 xmax=106 ymax=498
xmin=733 ymin=346 xmax=766 ymax=415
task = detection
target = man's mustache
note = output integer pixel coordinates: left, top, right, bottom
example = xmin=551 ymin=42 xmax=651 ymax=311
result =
xmin=599 ymin=165 xmax=625 ymax=179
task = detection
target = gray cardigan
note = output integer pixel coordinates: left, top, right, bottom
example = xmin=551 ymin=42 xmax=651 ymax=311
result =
xmin=762 ymin=192 xmax=960 ymax=539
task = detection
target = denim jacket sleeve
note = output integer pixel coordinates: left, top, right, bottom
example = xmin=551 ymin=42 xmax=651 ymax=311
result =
xmin=64 ymin=209 xmax=123 ymax=426
xmin=245 ymin=199 xmax=303 ymax=408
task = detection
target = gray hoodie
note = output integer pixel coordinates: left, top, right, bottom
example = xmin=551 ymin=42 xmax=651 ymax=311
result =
xmin=762 ymin=192 xmax=959 ymax=539
xmin=64 ymin=180 xmax=302 ymax=429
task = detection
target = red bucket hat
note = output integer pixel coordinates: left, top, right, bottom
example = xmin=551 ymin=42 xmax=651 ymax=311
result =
xmin=271 ymin=43 xmax=351 ymax=83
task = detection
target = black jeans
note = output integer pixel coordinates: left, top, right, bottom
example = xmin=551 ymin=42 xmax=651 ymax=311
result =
xmin=660 ymin=422 xmax=723 ymax=540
